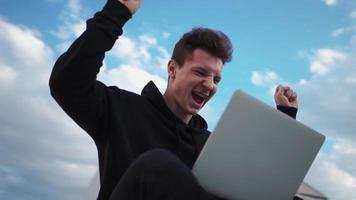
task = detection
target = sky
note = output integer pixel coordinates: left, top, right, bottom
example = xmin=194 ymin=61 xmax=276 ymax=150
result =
xmin=1 ymin=0 xmax=356 ymax=199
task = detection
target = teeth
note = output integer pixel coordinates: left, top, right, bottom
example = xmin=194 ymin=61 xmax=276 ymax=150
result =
xmin=192 ymin=92 xmax=206 ymax=105
xmin=194 ymin=91 xmax=208 ymax=98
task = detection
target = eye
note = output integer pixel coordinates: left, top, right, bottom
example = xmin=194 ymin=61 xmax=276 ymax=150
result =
xmin=214 ymin=77 xmax=221 ymax=84
xmin=195 ymin=70 xmax=205 ymax=76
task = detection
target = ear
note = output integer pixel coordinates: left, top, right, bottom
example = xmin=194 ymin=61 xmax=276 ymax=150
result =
xmin=167 ymin=59 xmax=178 ymax=80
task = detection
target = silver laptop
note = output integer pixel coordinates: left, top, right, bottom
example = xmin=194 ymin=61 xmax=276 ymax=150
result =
xmin=192 ymin=90 xmax=325 ymax=200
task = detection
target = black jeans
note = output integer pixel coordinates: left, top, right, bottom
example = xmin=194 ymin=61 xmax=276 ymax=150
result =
xmin=109 ymin=149 xmax=225 ymax=200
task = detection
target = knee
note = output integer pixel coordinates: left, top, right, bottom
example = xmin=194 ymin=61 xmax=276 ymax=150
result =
xmin=140 ymin=149 xmax=177 ymax=162
xmin=131 ymin=149 xmax=189 ymax=179
xmin=136 ymin=149 xmax=180 ymax=170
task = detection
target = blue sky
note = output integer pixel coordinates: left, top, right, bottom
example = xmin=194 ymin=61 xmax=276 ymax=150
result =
xmin=1 ymin=0 xmax=356 ymax=199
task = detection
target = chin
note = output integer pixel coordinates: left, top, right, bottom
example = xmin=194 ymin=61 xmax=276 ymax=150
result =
xmin=189 ymin=108 xmax=201 ymax=115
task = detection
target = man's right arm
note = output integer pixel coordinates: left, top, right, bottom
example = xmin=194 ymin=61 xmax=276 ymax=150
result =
xmin=49 ymin=0 xmax=133 ymax=138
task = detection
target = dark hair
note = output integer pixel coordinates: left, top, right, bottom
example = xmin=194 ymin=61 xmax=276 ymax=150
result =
xmin=171 ymin=27 xmax=233 ymax=66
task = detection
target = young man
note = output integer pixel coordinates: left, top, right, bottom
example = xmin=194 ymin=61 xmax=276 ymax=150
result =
xmin=49 ymin=0 xmax=298 ymax=199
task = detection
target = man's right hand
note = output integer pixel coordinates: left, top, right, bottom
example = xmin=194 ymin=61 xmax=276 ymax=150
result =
xmin=117 ymin=0 xmax=141 ymax=15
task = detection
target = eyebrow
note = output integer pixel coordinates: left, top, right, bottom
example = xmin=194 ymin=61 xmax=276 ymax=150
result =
xmin=193 ymin=67 xmax=222 ymax=80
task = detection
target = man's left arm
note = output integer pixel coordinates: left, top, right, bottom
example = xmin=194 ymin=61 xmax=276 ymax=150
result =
xmin=274 ymin=85 xmax=298 ymax=119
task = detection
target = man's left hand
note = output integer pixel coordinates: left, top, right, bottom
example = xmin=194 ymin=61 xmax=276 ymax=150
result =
xmin=274 ymin=85 xmax=298 ymax=108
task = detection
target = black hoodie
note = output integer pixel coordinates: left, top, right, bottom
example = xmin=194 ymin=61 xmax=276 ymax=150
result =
xmin=49 ymin=0 xmax=297 ymax=199
xmin=49 ymin=1 xmax=213 ymax=199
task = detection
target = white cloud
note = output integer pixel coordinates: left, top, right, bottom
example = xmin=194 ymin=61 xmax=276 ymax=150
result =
xmin=238 ymin=48 xmax=356 ymax=199
xmin=251 ymin=70 xmax=279 ymax=86
xmin=260 ymin=17 xmax=356 ymax=197
xmin=0 ymin=17 xmax=98 ymax=200
xmin=0 ymin=20 xmax=53 ymax=71
xmin=84 ymin=172 xmax=100 ymax=200
xmin=299 ymin=79 xmax=307 ymax=85
xmin=71 ymin=21 xmax=86 ymax=37
xmin=332 ymin=27 xmax=345 ymax=37
xmin=139 ymin=34 xmax=157 ymax=46
xmin=350 ymin=10 xmax=356 ymax=20
xmin=323 ymin=0 xmax=338 ymax=6
xmin=331 ymin=10 xmax=356 ymax=37
xmin=305 ymin=142 xmax=356 ymax=199
xmin=50 ymin=0 xmax=85 ymax=46
xmin=112 ymin=35 xmax=136 ymax=59
xmin=1 ymin=3 xmax=171 ymax=199
xmin=332 ymin=26 xmax=356 ymax=37
xmin=162 ymin=32 xmax=171 ymax=39
xmin=345 ymin=73 xmax=356 ymax=85
xmin=297 ymin=56 xmax=356 ymax=140
xmin=110 ymin=34 xmax=170 ymax=75
xmin=98 ymin=64 xmax=167 ymax=94
xmin=112 ymin=36 xmax=140 ymax=64
xmin=308 ymin=161 xmax=356 ymax=199
xmin=0 ymin=65 xmax=16 ymax=84
xmin=68 ymin=0 xmax=81 ymax=16
xmin=14 ymin=0 xmax=356 ymax=199
xmin=289 ymin=43 xmax=356 ymax=199
xmin=310 ymin=48 xmax=347 ymax=76
xmin=156 ymin=46 xmax=170 ymax=71
xmin=0 ymin=20 xmax=53 ymax=94
xmin=333 ymin=140 xmax=356 ymax=156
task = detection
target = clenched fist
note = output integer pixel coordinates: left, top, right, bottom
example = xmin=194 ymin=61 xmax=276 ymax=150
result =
xmin=274 ymin=85 xmax=298 ymax=108
xmin=117 ymin=0 xmax=141 ymax=15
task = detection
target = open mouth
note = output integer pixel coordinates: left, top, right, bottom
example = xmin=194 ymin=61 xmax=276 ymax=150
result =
xmin=192 ymin=91 xmax=208 ymax=105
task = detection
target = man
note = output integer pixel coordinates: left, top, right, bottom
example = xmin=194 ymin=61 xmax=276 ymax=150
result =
xmin=49 ymin=0 xmax=298 ymax=199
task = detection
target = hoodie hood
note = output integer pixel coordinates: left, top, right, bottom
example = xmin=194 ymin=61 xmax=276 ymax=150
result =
xmin=141 ymin=81 xmax=210 ymax=167
xmin=141 ymin=81 xmax=208 ymax=130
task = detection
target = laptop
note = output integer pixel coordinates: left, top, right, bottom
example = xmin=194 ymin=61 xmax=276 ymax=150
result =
xmin=192 ymin=90 xmax=325 ymax=200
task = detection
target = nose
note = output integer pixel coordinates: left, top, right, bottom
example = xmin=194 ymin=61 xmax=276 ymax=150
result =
xmin=202 ymin=76 xmax=215 ymax=90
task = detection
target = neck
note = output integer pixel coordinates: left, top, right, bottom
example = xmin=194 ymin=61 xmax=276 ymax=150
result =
xmin=163 ymin=90 xmax=192 ymax=124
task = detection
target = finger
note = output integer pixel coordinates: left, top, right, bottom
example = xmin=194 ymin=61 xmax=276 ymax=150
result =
xmin=275 ymin=85 xmax=285 ymax=95
xmin=281 ymin=86 xmax=290 ymax=93
xmin=275 ymin=85 xmax=281 ymax=93
xmin=289 ymin=92 xmax=297 ymax=101
xmin=276 ymin=85 xmax=290 ymax=96
xmin=285 ymin=89 xmax=293 ymax=98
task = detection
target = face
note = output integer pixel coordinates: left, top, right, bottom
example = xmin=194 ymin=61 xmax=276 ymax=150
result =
xmin=166 ymin=48 xmax=223 ymax=121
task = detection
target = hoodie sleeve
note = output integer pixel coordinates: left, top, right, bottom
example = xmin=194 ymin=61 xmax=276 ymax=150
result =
xmin=49 ymin=0 xmax=132 ymax=138
xmin=276 ymin=105 xmax=298 ymax=119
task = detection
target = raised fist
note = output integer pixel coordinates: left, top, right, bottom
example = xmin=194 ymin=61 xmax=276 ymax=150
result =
xmin=274 ymin=85 xmax=298 ymax=108
xmin=118 ymin=0 xmax=141 ymax=15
